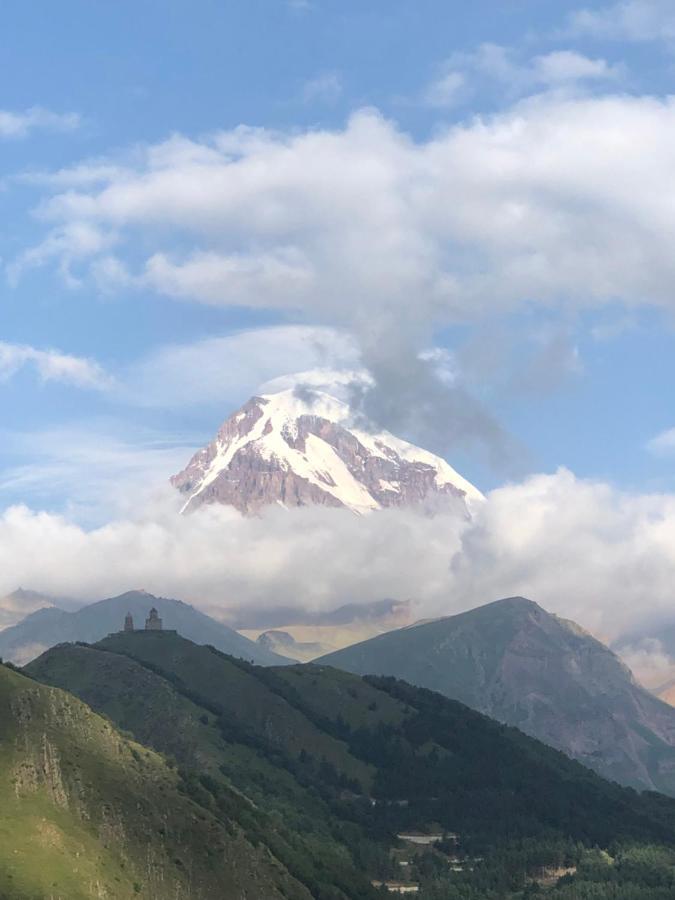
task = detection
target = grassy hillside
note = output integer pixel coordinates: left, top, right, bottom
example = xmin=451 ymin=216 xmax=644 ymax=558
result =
xmin=0 ymin=661 xmax=310 ymax=900
xmin=26 ymin=631 xmax=675 ymax=898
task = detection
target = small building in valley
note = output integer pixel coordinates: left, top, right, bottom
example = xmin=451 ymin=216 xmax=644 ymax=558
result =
xmin=396 ymin=832 xmax=449 ymax=846
xmin=371 ymin=882 xmax=419 ymax=895
xmin=124 ymin=612 xmax=134 ymax=632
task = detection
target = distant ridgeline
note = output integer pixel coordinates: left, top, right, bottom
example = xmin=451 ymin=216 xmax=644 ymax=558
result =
xmin=0 ymin=589 xmax=290 ymax=667
xmin=111 ymin=606 xmax=177 ymax=637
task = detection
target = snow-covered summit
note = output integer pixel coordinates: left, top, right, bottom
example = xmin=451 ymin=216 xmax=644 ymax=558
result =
xmin=171 ymin=387 xmax=483 ymax=515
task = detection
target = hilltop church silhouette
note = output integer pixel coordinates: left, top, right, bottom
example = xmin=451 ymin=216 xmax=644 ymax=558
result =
xmin=117 ymin=608 xmax=176 ymax=635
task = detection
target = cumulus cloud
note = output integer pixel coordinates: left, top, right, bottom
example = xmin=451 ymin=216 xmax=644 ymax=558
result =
xmin=0 ymin=498 xmax=466 ymax=618
xmin=0 ymin=106 xmax=80 ymax=139
xmin=18 ymin=96 xmax=675 ymax=322
xmin=0 ymin=342 xmax=110 ymax=390
xmin=4 ymin=468 xmax=675 ymax=659
xmin=446 ymin=469 xmax=675 ymax=644
xmin=16 ymin=93 xmax=675 ymax=459
xmin=142 ymin=249 xmax=315 ymax=308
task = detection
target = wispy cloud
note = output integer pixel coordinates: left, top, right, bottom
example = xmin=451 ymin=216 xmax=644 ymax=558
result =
xmin=0 ymin=106 xmax=80 ymax=140
xmin=302 ymin=71 xmax=343 ymax=104
xmin=646 ymin=427 xmax=675 ymax=456
xmin=0 ymin=423 xmax=192 ymax=525
xmin=569 ymin=0 xmax=675 ymax=42
xmin=423 ymin=70 xmax=466 ymax=108
xmin=423 ymin=44 xmax=622 ymax=107
xmin=0 ymin=342 xmax=111 ymax=390
xmin=119 ymin=325 xmax=359 ymax=410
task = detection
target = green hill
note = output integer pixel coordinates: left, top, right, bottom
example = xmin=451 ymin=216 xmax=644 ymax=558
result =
xmin=0 ymin=660 xmax=309 ymax=900
xmin=26 ymin=631 xmax=675 ymax=898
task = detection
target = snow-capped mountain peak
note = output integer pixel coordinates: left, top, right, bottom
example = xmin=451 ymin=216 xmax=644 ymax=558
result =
xmin=171 ymin=387 xmax=483 ymax=515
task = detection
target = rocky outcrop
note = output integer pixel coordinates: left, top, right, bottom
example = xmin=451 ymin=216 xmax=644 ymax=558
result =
xmin=256 ymin=630 xmax=330 ymax=662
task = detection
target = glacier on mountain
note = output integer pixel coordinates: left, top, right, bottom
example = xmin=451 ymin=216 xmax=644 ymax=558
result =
xmin=171 ymin=387 xmax=483 ymax=516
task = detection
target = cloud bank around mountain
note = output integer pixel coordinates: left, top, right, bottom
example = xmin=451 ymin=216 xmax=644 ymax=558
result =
xmin=2 ymin=468 xmax=675 ymax=664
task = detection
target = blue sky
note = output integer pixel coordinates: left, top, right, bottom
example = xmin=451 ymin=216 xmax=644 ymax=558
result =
xmin=4 ymin=0 xmax=675 ymax=521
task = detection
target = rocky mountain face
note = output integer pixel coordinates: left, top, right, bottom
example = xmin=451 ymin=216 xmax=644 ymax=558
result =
xmin=0 ymin=589 xmax=290 ymax=666
xmin=171 ymin=388 xmax=483 ymax=515
xmin=0 ymin=661 xmax=308 ymax=900
xmin=319 ymin=596 xmax=675 ymax=795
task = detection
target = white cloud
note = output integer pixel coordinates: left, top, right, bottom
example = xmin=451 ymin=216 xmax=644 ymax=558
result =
xmin=302 ymin=72 xmax=343 ymax=104
xmin=445 ymin=469 xmax=675 ymax=641
xmin=19 ymin=95 xmax=672 ymax=330
xmin=142 ymin=249 xmax=314 ymax=308
xmin=532 ymin=50 xmax=620 ymax=84
xmin=7 ymin=222 xmax=115 ymax=288
xmin=2 ymin=468 xmax=675 ymax=651
xmin=0 ymin=107 xmax=80 ymax=139
xmin=423 ymin=44 xmax=621 ymax=108
xmin=0 ymin=498 xmax=465 ymax=614
xmin=646 ymin=427 xmax=675 ymax=456
xmin=13 ymin=94 xmax=675 ymax=458
xmin=569 ymin=0 xmax=675 ymax=41
xmin=423 ymin=70 xmax=466 ymax=108
xmin=0 ymin=342 xmax=110 ymax=390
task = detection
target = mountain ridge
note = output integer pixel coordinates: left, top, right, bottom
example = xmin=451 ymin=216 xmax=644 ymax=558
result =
xmin=318 ymin=595 xmax=675 ymax=795
xmin=0 ymin=589 xmax=290 ymax=666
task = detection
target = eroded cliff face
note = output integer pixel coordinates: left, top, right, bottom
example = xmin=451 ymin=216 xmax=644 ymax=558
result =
xmin=171 ymin=389 xmax=483 ymax=515
xmin=0 ymin=665 xmax=310 ymax=900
